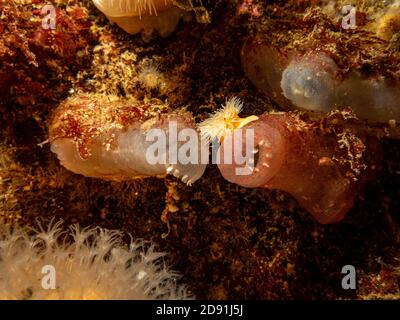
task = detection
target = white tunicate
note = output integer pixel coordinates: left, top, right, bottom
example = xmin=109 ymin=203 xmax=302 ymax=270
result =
xmin=49 ymin=95 xmax=207 ymax=185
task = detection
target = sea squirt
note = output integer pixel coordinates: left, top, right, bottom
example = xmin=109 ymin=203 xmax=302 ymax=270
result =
xmin=92 ymin=0 xmax=185 ymax=37
xmin=242 ymin=42 xmax=400 ymax=123
xmin=216 ymin=111 xmax=379 ymax=224
xmin=49 ymin=94 xmax=207 ymax=185
xmin=0 ymin=220 xmax=191 ymax=299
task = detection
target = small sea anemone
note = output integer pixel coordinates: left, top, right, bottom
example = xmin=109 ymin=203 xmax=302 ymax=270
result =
xmin=197 ymin=97 xmax=258 ymax=142
xmin=0 ymin=220 xmax=191 ymax=300
xmin=93 ymin=0 xmax=173 ymax=17
xmin=138 ymin=59 xmax=165 ymax=91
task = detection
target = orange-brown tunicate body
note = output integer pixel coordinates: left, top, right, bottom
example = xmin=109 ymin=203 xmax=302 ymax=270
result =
xmin=92 ymin=0 xmax=185 ymax=37
xmin=217 ymin=113 xmax=380 ymax=224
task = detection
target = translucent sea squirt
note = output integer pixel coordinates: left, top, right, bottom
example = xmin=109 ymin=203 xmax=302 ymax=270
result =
xmin=92 ymin=0 xmax=184 ymax=37
xmin=242 ymin=42 xmax=400 ymax=123
xmin=49 ymin=94 xmax=207 ymax=185
xmin=0 ymin=220 xmax=191 ymax=300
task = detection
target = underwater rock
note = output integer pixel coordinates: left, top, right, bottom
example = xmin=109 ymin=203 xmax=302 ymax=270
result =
xmin=49 ymin=94 xmax=207 ymax=185
xmin=92 ymin=0 xmax=185 ymax=37
xmin=216 ymin=112 xmax=380 ymax=224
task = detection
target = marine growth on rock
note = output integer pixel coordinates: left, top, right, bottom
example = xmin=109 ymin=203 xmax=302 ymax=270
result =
xmin=2 ymin=0 xmax=400 ymax=301
xmin=217 ymin=112 xmax=380 ymax=224
xmin=199 ymin=100 xmax=380 ymax=224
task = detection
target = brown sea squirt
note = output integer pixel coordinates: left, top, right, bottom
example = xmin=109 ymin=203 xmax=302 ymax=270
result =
xmin=217 ymin=112 xmax=380 ymax=224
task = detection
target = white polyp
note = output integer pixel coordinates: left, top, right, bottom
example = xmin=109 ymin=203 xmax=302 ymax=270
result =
xmin=107 ymin=7 xmax=184 ymax=37
xmin=92 ymin=0 xmax=170 ymax=17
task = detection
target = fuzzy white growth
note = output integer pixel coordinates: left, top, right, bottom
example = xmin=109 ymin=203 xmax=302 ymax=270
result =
xmin=138 ymin=60 xmax=165 ymax=91
xmin=0 ymin=220 xmax=191 ymax=300
xmin=197 ymin=97 xmax=258 ymax=142
xmin=198 ymin=97 xmax=243 ymax=142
